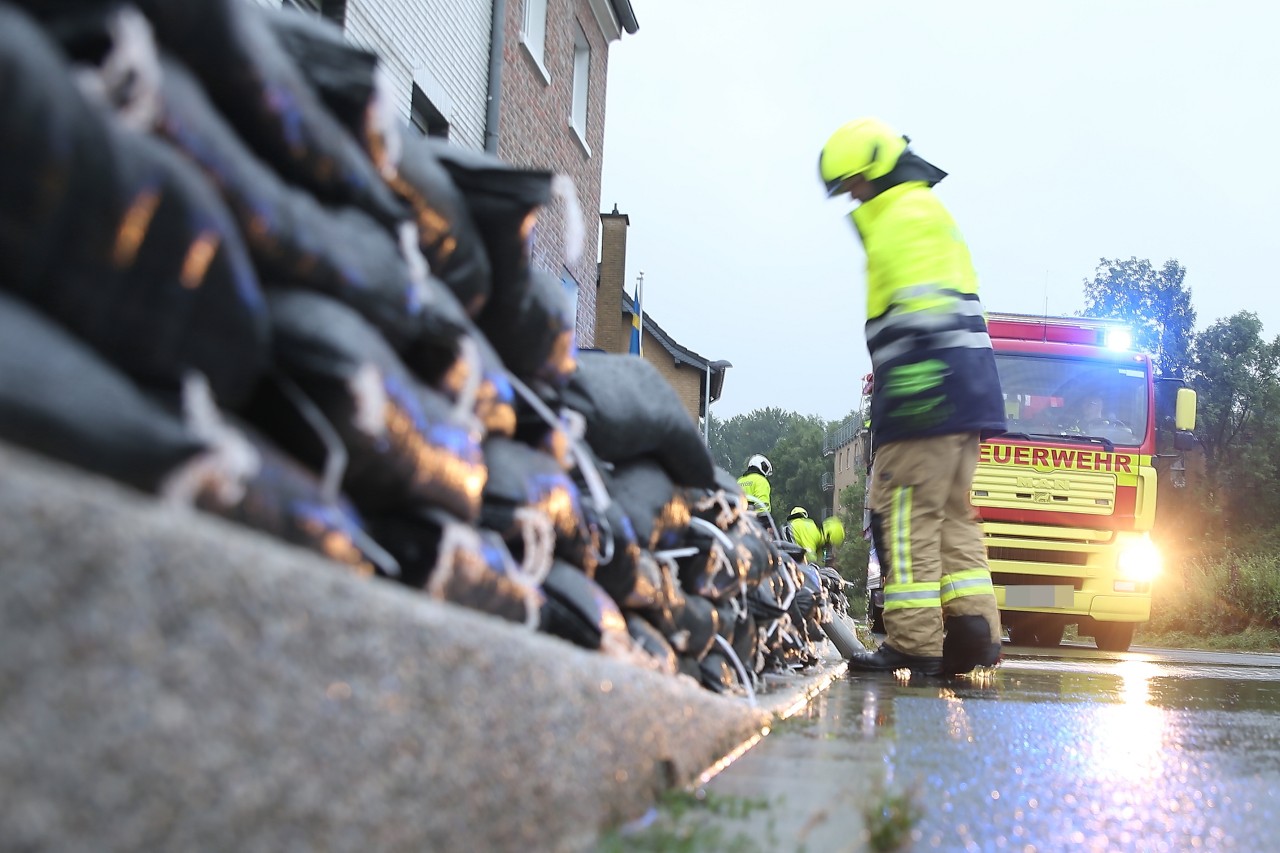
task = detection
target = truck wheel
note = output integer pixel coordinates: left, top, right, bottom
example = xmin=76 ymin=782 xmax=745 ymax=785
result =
xmin=866 ymin=592 xmax=885 ymax=634
xmin=1009 ymin=618 xmax=1064 ymax=648
xmin=1093 ymin=622 xmax=1135 ymax=652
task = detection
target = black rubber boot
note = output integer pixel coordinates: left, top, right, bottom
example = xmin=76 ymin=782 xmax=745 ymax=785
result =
xmin=942 ymin=615 xmax=1002 ymax=675
xmin=847 ymin=642 xmax=943 ymax=677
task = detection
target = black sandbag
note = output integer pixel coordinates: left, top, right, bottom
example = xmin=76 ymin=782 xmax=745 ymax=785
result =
xmin=589 ymin=497 xmax=644 ymax=607
xmin=0 ymin=8 xmax=270 ymax=409
xmin=731 ymin=610 xmax=759 ymax=679
xmin=262 ymin=7 xmax=378 ymax=139
xmin=147 ymin=56 xmax=460 ymax=354
xmin=676 ymin=517 xmax=748 ymax=604
xmin=560 ymin=351 xmax=717 ymax=489
xmin=0 ymin=292 xmax=205 ymax=492
xmin=610 ymin=458 xmax=692 ymax=552
xmin=131 ymin=0 xmax=406 ymax=226
xmin=699 ymin=650 xmax=739 ymax=695
xmin=674 ymin=593 xmax=720 ymax=662
xmin=266 ymin=290 xmax=486 ymax=521
xmin=626 ymin=614 xmax=678 ymax=676
xmin=538 ymin=560 xmax=628 ymax=651
xmin=424 ymin=139 xmax=552 ymax=295
xmin=368 ymin=510 xmax=541 ymax=625
xmin=477 ymin=267 xmax=577 ymax=387
xmin=480 ymin=436 xmax=596 ymax=574
xmin=393 ymin=134 xmax=492 ymax=317
xmin=195 ymin=424 xmax=399 ymax=579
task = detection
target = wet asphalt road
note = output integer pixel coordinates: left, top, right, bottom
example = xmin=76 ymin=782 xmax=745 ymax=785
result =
xmin=652 ymin=644 xmax=1280 ymax=852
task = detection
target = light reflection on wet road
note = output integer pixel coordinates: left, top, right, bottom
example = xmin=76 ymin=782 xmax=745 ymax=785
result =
xmin=696 ymin=646 xmax=1280 ymax=851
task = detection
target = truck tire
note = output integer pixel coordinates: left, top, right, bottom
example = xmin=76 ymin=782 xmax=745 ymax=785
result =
xmin=823 ymin=612 xmax=865 ymax=659
xmin=1093 ymin=622 xmax=1135 ymax=652
xmin=867 ymin=598 xmax=885 ymax=634
xmin=1009 ymin=617 xmax=1064 ymax=648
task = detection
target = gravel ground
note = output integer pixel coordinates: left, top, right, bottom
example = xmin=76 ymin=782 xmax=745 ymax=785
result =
xmin=0 ymin=444 xmax=771 ymax=852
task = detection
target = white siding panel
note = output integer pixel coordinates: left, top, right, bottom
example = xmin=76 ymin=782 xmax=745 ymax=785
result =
xmin=240 ymin=0 xmax=492 ymax=152
xmin=345 ymin=0 xmax=492 ymax=151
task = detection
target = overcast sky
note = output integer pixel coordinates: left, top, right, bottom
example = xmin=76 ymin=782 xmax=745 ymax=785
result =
xmin=597 ymin=1 xmax=1280 ymax=423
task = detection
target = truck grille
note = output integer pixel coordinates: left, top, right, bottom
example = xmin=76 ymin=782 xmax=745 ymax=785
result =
xmin=972 ymin=466 xmax=1117 ymax=515
xmin=987 ymin=546 xmax=1088 ymax=566
xmin=990 ymin=572 xmax=1083 ymax=590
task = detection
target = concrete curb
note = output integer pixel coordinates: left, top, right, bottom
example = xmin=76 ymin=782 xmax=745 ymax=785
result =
xmin=0 ymin=445 xmax=847 ymax=851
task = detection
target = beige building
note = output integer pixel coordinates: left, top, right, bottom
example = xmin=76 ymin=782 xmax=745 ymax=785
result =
xmin=826 ymin=419 xmax=870 ymax=523
xmin=594 ymin=208 xmax=730 ymax=429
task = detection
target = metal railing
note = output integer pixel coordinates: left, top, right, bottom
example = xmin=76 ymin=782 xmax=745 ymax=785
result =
xmin=823 ymin=420 xmax=860 ymax=456
xmin=821 ymin=471 xmax=834 ymax=492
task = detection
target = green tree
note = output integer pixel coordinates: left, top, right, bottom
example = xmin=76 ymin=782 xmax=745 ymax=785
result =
xmin=1190 ymin=312 xmax=1279 ymax=471
xmin=1081 ymin=257 xmax=1195 ymax=377
xmin=1189 ymin=312 xmax=1280 ymax=531
xmin=705 ymin=407 xmax=793 ymax=475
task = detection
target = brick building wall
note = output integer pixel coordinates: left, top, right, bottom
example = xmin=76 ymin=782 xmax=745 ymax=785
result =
xmin=498 ymin=0 xmax=612 ymax=349
xmin=648 ymin=350 xmax=702 ymax=426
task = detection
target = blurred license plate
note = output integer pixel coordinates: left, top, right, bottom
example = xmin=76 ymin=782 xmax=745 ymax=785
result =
xmin=1006 ymin=585 xmax=1073 ymax=608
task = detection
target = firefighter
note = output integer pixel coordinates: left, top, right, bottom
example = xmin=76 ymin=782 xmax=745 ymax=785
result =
xmin=785 ymin=507 xmax=826 ymax=564
xmin=737 ymin=454 xmax=773 ymax=513
xmin=819 ymin=117 xmax=1007 ymax=677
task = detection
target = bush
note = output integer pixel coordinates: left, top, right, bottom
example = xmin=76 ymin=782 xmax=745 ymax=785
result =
xmin=1146 ymin=548 xmax=1280 ymax=638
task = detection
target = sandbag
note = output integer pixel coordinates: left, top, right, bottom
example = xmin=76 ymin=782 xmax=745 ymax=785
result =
xmin=147 ymin=56 xmax=458 ymax=354
xmin=538 ymin=561 xmax=628 ymax=652
xmin=676 ymin=517 xmax=747 ymax=604
xmin=131 ymin=0 xmax=407 ymax=226
xmin=0 ymin=292 xmax=205 ymax=493
xmin=266 ymin=290 xmax=486 ymax=521
xmin=424 ymin=139 xmax=552 ymax=295
xmin=194 ymin=424 xmax=399 ymax=579
xmin=368 ymin=511 xmax=542 ymax=626
xmin=477 ymin=268 xmax=577 ymax=387
xmin=560 ymin=351 xmax=717 ymax=489
xmin=626 ymin=614 xmax=678 ymax=677
xmin=392 ymin=134 xmax=492 ymax=317
xmin=0 ymin=7 xmax=269 ymax=408
xmin=610 ymin=458 xmax=692 ymax=552
xmin=480 ymin=436 xmax=596 ymax=574
xmin=262 ymin=7 xmax=378 ymax=140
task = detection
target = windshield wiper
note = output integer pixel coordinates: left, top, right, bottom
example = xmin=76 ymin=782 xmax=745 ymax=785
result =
xmin=999 ymin=431 xmax=1115 ymax=453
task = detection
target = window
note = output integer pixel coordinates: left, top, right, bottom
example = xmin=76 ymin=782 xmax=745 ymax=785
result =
xmin=570 ymin=25 xmax=591 ymax=148
xmin=993 ymin=353 xmax=1149 ymax=448
xmin=521 ymin=0 xmax=549 ymax=81
xmin=410 ymin=82 xmax=450 ymax=139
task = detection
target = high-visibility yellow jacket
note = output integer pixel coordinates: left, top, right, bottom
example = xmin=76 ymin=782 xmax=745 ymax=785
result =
xmin=787 ymin=515 xmax=826 ymax=564
xmin=737 ymin=471 xmax=771 ymax=512
xmin=850 ymin=181 xmax=1006 ymax=446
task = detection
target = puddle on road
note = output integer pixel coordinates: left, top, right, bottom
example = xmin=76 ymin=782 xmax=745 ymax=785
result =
xmin=610 ymin=652 xmax=1280 ymax=851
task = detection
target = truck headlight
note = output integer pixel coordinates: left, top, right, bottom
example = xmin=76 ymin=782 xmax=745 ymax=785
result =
xmin=1118 ymin=537 xmax=1161 ymax=581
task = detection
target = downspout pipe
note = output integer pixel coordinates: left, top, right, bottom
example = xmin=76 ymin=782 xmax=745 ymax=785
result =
xmin=484 ymin=0 xmax=508 ymax=153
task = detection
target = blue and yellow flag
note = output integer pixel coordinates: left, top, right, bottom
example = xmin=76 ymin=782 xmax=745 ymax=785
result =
xmin=628 ymin=274 xmax=643 ymax=356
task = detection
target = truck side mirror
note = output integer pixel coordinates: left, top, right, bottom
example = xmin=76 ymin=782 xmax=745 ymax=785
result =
xmin=1175 ymin=387 xmax=1197 ymax=432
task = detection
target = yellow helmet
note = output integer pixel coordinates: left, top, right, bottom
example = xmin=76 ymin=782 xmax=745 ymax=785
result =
xmin=789 ymin=507 xmax=809 ymax=520
xmin=819 ymin=117 xmax=909 ymax=196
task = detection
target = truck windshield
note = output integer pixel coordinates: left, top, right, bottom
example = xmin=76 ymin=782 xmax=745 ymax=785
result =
xmin=993 ymin=353 xmax=1148 ymax=448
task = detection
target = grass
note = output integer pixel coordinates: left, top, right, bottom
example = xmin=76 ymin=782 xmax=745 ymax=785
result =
xmin=1139 ymin=547 xmax=1280 ymax=650
xmin=861 ymin=782 xmax=924 ymax=852
xmin=598 ymin=789 xmax=777 ymax=852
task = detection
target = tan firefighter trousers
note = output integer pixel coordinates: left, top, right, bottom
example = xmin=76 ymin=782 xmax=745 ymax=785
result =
xmin=869 ymin=432 xmax=1001 ymax=657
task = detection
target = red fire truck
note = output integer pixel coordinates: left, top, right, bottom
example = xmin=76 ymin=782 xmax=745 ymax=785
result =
xmin=866 ymin=312 xmax=1198 ymax=652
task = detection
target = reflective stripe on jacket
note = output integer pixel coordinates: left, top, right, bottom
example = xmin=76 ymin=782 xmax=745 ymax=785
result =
xmin=851 ymin=181 xmax=1006 ymax=445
